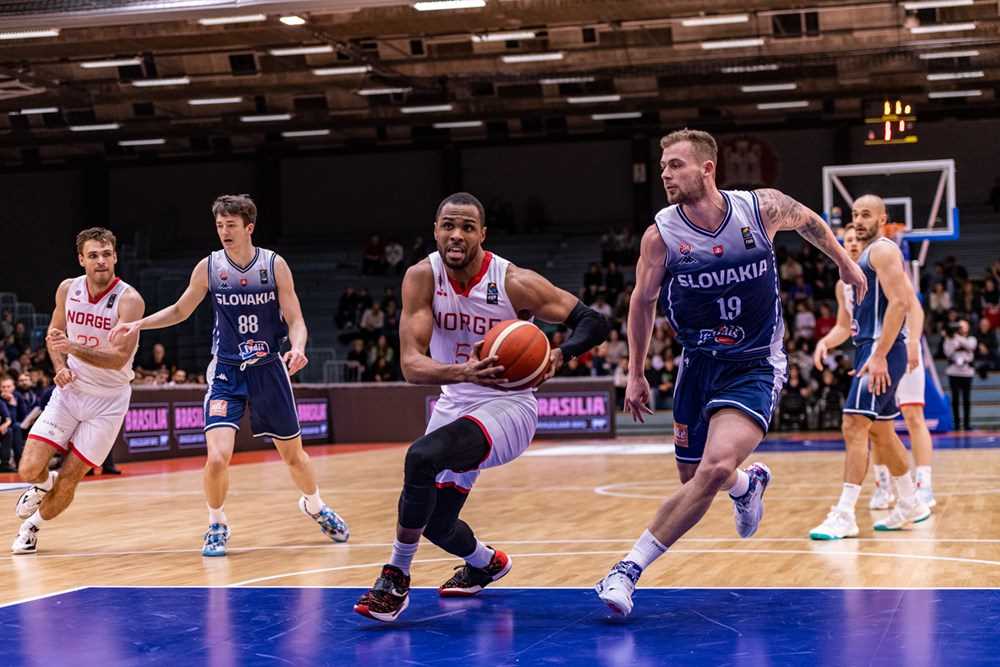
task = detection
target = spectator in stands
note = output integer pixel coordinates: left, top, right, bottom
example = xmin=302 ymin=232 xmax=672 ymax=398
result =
xmin=345 ymin=338 xmax=367 ymax=382
xmin=583 ymin=263 xmax=604 ymax=292
xmin=0 ymin=309 xmax=12 ymax=340
xmin=613 ymin=357 xmax=629 ymax=405
xmin=957 ymin=280 xmax=979 ymax=322
xmin=0 ymin=383 xmax=13 ymax=472
xmin=384 ymin=238 xmax=405 ymax=275
xmin=979 ymin=278 xmax=999 ymax=309
xmin=359 ymin=301 xmax=385 ymax=342
xmin=169 ymin=369 xmax=188 ymax=385
xmin=655 ymin=356 xmax=677 ymax=410
xmin=361 ymin=234 xmax=385 ymax=275
xmin=31 ymin=347 xmax=53 ymax=376
xmin=975 ymin=317 xmax=999 ymax=377
xmin=788 ymin=276 xmax=813 ymax=303
xmin=136 ymin=342 xmax=172 ymax=379
xmin=3 ymin=334 xmax=21 ymax=364
xmin=591 ymin=343 xmax=609 ymax=377
xmin=336 ymin=287 xmax=360 ymax=329
xmin=794 ymin=301 xmax=816 ymax=341
xmin=944 ymin=319 xmax=977 ymax=430
xmin=15 ymin=373 xmax=39 ymax=427
xmin=613 ymin=283 xmax=633 ymax=323
xmin=368 ymin=335 xmax=395 ymax=368
xmin=605 ymin=329 xmax=627 ymax=367
xmin=814 ymin=303 xmax=836 ymax=342
xmin=604 ymin=262 xmax=625 ymax=299
xmin=558 ymin=357 xmax=592 ymax=378
xmin=383 ymin=300 xmax=401 ymax=346
xmin=364 ymin=356 xmax=395 ymax=382
xmin=12 ymin=322 xmax=28 ymax=353
xmin=929 ymin=283 xmax=952 ymax=329
xmin=1 ymin=376 xmax=24 ymax=467
xmin=10 ymin=352 xmax=31 ymax=374
xmin=780 ymin=253 xmax=804 ymax=286
xmin=591 ymin=294 xmax=612 ymax=320
xmin=778 ymin=365 xmax=812 ymax=431
xmin=381 ymin=287 xmax=398 ymax=310
xmin=816 ymin=369 xmax=845 ymax=430
xmin=407 ymin=235 xmax=433 ymax=268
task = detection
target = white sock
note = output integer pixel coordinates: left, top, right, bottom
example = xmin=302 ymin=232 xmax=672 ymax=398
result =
xmin=303 ymin=487 xmax=324 ymax=514
xmin=36 ymin=471 xmax=57 ymax=492
xmin=836 ymin=483 xmax=861 ymax=513
xmin=465 ymin=541 xmax=494 ymax=569
xmin=624 ymin=529 xmax=667 ymax=570
xmin=915 ymin=466 xmax=932 ymax=489
xmin=872 ymin=465 xmax=891 ymax=490
xmin=894 ymin=472 xmax=917 ymax=503
xmin=389 ymin=540 xmax=420 ymax=575
xmin=208 ymin=506 xmax=227 ymax=525
xmin=26 ymin=510 xmax=46 ymax=531
xmin=728 ymin=468 xmax=750 ymax=499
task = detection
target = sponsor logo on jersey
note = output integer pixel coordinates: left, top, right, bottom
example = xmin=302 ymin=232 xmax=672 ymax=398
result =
xmin=106 ymin=293 xmax=117 ymax=309
xmin=238 ymin=339 xmax=271 ymax=361
xmin=215 ymin=291 xmax=277 ymax=306
xmin=259 ymin=269 xmax=269 ymax=284
xmin=209 ymin=399 xmax=228 ymax=417
xmin=675 ymin=258 xmax=769 ymax=289
xmin=436 ymin=273 xmax=448 ymax=297
xmin=486 ymin=282 xmax=499 ymax=305
xmin=674 ymin=423 xmax=689 ymax=448
xmin=698 ymin=324 xmax=746 ymax=346
xmin=713 ymin=245 xmax=725 ymax=257
xmin=741 ymin=226 xmax=756 ymax=250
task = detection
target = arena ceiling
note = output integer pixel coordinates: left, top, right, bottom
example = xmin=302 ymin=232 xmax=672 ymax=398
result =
xmin=0 ymin=0 xmax=997 ymax=163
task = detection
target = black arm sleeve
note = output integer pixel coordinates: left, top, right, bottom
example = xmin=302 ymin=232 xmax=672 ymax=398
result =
xmin=558 ymin=301 xmax=611 ymax=360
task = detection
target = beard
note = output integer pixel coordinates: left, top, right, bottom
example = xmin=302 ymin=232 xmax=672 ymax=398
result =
xmin=666 ymin=180 xmax=705 ymax=205
xmin=439 ymin=243 xmax=475 ymax=270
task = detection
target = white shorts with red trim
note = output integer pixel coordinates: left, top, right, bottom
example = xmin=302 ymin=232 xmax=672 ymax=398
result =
xmin=896 ymin=358 xmax=925 ymax=407
xmin=27 ymin=384 xmax=131 ymax=468
xmin=427 ymin=392 xmax=538 ymax=494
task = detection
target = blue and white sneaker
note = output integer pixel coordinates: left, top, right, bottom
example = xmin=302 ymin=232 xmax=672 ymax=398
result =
xmin=202 ymin=523 xmax=230 ymax=557
xmin=595 ymin=560 xmax=642 ymax=616
xmin=298 ymin=497 xmax=350 ymax=543
xmin=732 ymin=462 xmax=772 ymax=539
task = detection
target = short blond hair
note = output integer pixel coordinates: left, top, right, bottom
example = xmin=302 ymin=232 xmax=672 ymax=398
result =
xmin=75 ymin=227 xmax=116 ymax=255
xmin=660 ymin=128 xmax=718 ymax=165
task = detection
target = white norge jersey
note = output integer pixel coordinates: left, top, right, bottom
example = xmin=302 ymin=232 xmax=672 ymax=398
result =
xmin=64 ymin=275 xmax=136 ymax=395
xmin=428 ymin=251 xmax=534 ymax=403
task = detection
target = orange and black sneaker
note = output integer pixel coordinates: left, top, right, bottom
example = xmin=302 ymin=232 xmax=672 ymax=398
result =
xmin=439 ymin=547 xmax=512 ymax=597
xmin=354 ymin=565 xmax=411 ymax=622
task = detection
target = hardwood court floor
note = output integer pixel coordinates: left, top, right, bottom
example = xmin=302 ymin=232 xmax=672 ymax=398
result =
xmin=2 ymin=435 xmax=999 ymax=607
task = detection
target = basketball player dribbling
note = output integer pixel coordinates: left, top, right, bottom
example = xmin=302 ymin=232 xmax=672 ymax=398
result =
xmin=112 ymin=194 xmax=348 ymax=555
xmin=809 ymin=195 xmax=931 ymax=540
xmin=12 ymin=228 xmax=144 ymax=554
xmin=353 ymin=192 xmax=610 ymax=623
xmin=595 ymin=129 xmax=868 ymax=616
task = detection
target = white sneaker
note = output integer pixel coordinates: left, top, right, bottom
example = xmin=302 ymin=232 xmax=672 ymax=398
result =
xmin=594 ymin=560 xmax=642 ymax=616
xmin=15 ymin=480 xmax=51 ymax=520
xmin=809 ymin=507 xmax=859 ymax=540
xmin=916 ymin=486 xmax=936 ymax=509
xmin=298 ymin=497 xmax=350 ymax=543
xmin=732 ymin=462 xmax=771 ymax=539
xmin=11 ymin=524 xmax=39 ymax=554
xmin=873 ymin=499 xmax=931 ymax=531
xmin=868 ymin=485 xmax=895 ymax=511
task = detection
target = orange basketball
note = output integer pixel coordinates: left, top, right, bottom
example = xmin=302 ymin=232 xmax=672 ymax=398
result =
xmin=479 ymin=319 xmax=551 ymax=389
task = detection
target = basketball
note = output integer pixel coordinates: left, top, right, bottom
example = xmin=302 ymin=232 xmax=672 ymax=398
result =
xmin=479 ymin=319 xmax=551 ymax=389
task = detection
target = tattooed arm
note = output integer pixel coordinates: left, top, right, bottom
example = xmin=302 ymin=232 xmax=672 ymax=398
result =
xmin=754 ymin=188 xmax=867 ymax=302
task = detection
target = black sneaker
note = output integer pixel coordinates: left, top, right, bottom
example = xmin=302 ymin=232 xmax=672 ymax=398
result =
xmin=354 ymin=565 xmax=411 ymax=622
xmin=439 ymin=547 xmax=512 ymax=597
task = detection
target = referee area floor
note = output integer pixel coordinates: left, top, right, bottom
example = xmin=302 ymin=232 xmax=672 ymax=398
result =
xmin=1 ymin=431 xmax=998 ymax=666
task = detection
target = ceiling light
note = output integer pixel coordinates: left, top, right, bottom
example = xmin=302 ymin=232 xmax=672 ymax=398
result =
xmin=756 ymin=100 xmax=809 ymax=110
xmin=282 ymin=129 xmax=330 ymax=137
xmin=721 ymin=63 xmax=779 ymax=73
xmin=926 ymin=70 xmax=983 ymax=80
xmin=313 ymin=65 xmax=372 ymax=76
xmin=240 ymin=113 xmax=292 ymax=122
xmin=132 ymin=77 xmax=190 ymax=87
xmin=540 ymin=76 xmax=596 ymax=85
xmin=197 ymin=14 xmax=267 ymax=26
xmin=927 ymin=89 xmax=982 ymax=98
xmin=188 ymin=97 xmax=243 ymax=105
xmin=681 ymin=14 xmax=749 ymax=27
xmin=903 ymin=0 xmax=973 ymax=9
xmin=741 ymin=83 xmax=797 ymax=93
xmin=567 ymin=95 xmax=621 ymax=104
xmin=80 ymin=58 xmax=142 ymax=69
xmin=401 ymin=104 xmax=454 ymax=113
xmin=357 ymin=87 xmax=412 ymax=95
xmin=701 ymin=37 xmax=765 ymax=50
xmin=0 ymin=29 xmax=59 ymax=40
xmin=70 ymin=123 xmax=121 ymax=131
xmin=909 ymin=22 xmax=976 ymax=34
xmin=414 ymin=0 xmax=486 ymax=10
xmin=434 ymin=120 xmax=484 ymax=128
xmin=280 ymin=16 xmax=307 ymax=26
xmin=502 ymin=52 xmax=564 ymax=63
xmin=9 ymin=107 xmax=59 ymax=115
xmin=918 ymin=50 xmax=979 ymax=59
xmin=592 ymin=112 xmax=642 ymax=120
xmin=471 ymin=31 xmax=536 ymax=42
xmin=119 ymin=138 xmax=166 ymax=146
xmin=269 ymin=45 xmax=333 ymax=56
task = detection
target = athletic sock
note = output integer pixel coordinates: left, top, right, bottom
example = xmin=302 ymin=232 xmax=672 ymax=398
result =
xmin=915 ymin=466 xmax=932 ymax=490
xmin=26 ymin=510 xmax=46 ymax=531
xmin=465 ymin=541 xmax=494 ymax=569
xmin=836 ymin=483 xmax=861 ymax=514
xmin=624 ymin=529 xmax=668 ymax=571
xmin=389 ymin=540 xmax=420 ymax=576
xmin=872 ymin=465 xmax=891 ymax=491
xmin=208 ymin=505 xmax=227 ymax=526
xmin=728 ymin=468 xmax=750 ymax=499
xmin=36 ymin=471 xmax=56 ymax=492
xmin=303 ymin=487 xmax=325 ymax=514
xmin=894 ymin=472 xmax=917 ymax=504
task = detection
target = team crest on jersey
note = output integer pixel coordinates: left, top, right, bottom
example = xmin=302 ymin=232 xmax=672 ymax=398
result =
xmin=240 ymin=278 xmax=248 ymax=287
xmin=713 ymin=245 xmax=725 ymax=257
xmin=679 ymin=242 xmax=691 ymax=255
xmin=674 ymin=423 xmax=689 ymax=448
xmin=259 ymin=269 xmax=269 ymax=284
xmin=698 ymin=324 xmax=746 ymax=346
xmin=106 ymin=293 xmax=117 ymax=309
xmin=741 ymin=226 xmax=756 ymax=250
xmin=486 ymin=282 xmax=499 ymax=305
xmin=238 ymin=339 xmax=270 ymax=362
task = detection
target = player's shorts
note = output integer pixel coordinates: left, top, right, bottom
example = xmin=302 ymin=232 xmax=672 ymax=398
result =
xmin=671 ymin=352 xmax=785 ymax=465
xmin=27 ymin=384 xmax=131 ymax=469
xmin=427 ymin=392 xmax=538 ymax=493
xmin=896 ymin=353 xmax=925 ymax=408
xmin=844 ymin=341 xmax=907 ymax=421
xmin=204 ymin=356 xmax=300 ymax=440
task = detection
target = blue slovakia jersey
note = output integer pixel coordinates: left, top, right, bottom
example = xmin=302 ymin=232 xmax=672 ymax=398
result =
xmin=656 ymin=190 xmax=785 ymax=362
xmin=850 ymin=237 xmax=905 ymax=348
xmin=208 ymin=247 xmax=288 ymax=366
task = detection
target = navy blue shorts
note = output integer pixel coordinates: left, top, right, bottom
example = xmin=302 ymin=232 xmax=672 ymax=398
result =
xmin=844 ymin=341 xmax=906 ymax=421
xmin=204 ymin=357 xmax=300 ymax=440
xmin=671 ymin=353 xmax=785 ymax=464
